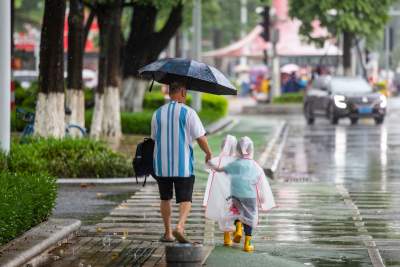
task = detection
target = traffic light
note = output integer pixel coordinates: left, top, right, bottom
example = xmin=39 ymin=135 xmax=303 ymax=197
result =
xmin=259 ymin=6 xmax=270 ymax=42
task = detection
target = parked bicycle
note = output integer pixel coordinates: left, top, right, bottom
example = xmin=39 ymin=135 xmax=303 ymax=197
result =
xmin=16 ymin=108 xmax=87 ymax=142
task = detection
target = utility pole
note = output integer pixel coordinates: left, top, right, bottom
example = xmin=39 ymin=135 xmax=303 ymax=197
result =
xmin=270 ymin=9 xmax=280 ymax=98
xmin=191 ymin=0 xmax=202 ymax=111
xmin=0 ymin=0 xmax=11 ymax=153
xmin=384 ymin=26 xmax=390 ymax=82
xmin=240 ymin=0 xmax=248 ymax=66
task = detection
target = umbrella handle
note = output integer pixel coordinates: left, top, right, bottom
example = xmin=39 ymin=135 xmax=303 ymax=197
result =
xmin=148 ymin=79 xmax=155 ymax=92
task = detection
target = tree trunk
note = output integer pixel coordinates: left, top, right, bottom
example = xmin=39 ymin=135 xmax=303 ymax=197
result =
xmin=213 ymin=28 xmax=223 ymax=69
xmin=67 ymin=0 xmax=85 ymax=137
xmin=35 ymin=0 xmax=66 ymax=138
xmin=343 ymin=31 xmax=353 ymax=77
xmin=90 ymin=1 xmax=122 ymax=140
xmin=121 ymin=77 xmax=147 ymax=112
xmin=90 ymin=6 xmax=109 ymax=139
xmin=103 ymin=0 xmax=122 ymax=140
xmin=121 ymin=2 xmax=183 ymax=112
xmin=11 ymin=0 xmax=14 ymax=57
xmin=175 ymin=30 xmax=181 ymax=57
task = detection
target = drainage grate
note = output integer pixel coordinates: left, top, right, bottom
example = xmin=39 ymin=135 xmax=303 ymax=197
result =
xmin=106 ymin=242 xmax=157 ymax=267
xmin=280 ymin=172 xmax=311 ymax=183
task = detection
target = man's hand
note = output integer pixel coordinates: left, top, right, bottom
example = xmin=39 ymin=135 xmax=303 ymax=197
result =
xmin=197 ymin=136 xmax=212 ymax=163
xmin=205 ymin=152 xmax=212 ymax=163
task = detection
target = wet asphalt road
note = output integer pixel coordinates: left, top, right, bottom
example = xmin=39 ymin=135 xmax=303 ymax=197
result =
xmin=256 ymin=100 xmax=400 ymax=267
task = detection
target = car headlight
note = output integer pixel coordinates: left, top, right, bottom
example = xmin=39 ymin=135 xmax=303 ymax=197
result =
xmin=334 ymin=95 xmax=347 ymax=109
xmin=380 ymin=95 xmax=387 ymax=108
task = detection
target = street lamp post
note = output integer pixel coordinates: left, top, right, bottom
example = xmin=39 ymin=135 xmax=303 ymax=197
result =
xmin=191 ymin=0 xmax=202 ymax=111
xmin=0 ymin=0 xmax=11 ymax=153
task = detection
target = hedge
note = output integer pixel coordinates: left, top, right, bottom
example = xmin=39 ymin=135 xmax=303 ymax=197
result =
xmin=0 ymin=171 xmax=57 ymax=245
xmin=84 ymin=93 xmax=228 ymax=135
xmin=272 ymin=92 xmax=304 ymax=104
xmin=7 ymin=138 xmax=133 ymax=178
xmin=13 ymin=84 xmax=228 ymax=135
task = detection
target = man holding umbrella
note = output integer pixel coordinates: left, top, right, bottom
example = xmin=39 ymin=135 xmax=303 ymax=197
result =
xmin=151 ymin=82 xmax=212 ymax=243
xmin=140 ymin=58 xmax=237 ymax=243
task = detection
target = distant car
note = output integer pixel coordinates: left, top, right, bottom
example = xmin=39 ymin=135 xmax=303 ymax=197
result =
xmin=304 ymin=76 xmax=387 ymax=125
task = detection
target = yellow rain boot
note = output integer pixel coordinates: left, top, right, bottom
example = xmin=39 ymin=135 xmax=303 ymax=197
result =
xmin=243 ymin=235 xmax=254 ymax=252
xmin=233 ymin=221 xmax=243 ymax=243
xmin=223 ymin=232 xmax=232 ymax=247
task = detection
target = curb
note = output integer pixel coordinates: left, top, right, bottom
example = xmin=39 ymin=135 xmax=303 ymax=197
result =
xmin=206 ymin=117 xmax=234 ymax=135
xmin=58 ymin=117 xmax=233 ymax=185
xmin=0 ymin=219 xmax=81 ymax=267
xmin=57 ymin=177 xmax=144 ymax=184
xmin=258 ymin=121 xmax=289 ymax=179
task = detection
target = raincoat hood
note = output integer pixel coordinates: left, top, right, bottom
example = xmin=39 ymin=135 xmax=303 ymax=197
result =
xmin=220 ymin=135 xmax=237 ymax=157
xmin=238 ymin=136 xmax=254 ymax=159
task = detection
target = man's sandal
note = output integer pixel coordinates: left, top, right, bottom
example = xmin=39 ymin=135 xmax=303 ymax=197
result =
xmin=159 ymin=234 xmax=175 ymax=243
xmin=172 ymin=230 xmax=191 ymax=243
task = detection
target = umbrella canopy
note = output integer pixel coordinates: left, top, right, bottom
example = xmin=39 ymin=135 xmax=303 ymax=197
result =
xmin=281 ymin=63 xmax=299 ymax=74
xmin=139 ymin=58 xmax=237 ymax=95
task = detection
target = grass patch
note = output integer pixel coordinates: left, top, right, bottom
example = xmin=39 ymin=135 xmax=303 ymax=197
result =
xmin=272 ymin=92 xmax=303 ymax=104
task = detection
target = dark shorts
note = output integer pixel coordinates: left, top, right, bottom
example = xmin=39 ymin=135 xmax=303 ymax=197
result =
xmin=155 ymin=176 xmax=195 ymax=203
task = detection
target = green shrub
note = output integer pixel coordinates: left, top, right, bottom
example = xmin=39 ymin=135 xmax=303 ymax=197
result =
xmin=8 ymin=139 xmax=133 ymax=178
xmin=0 ymin=171 xmax=57 ymax=245
xmin=201 ymin=94 xmax=228 ymax=117
xmin=121 ymin=111 xmax=153 ymax=135
xmin=85 ymin=92 xmax=229 ymax=135
xmin=11 ymin=109 xmax=34 ymax=133
xmin=143 ymin=91 xmax=166 ymax=110
xmin=14 ymin=82 xmax=38 ymax=109
xmin=0 ymin=151 xmax=7 ymax=171
xmin=272 ymin=92 xmax=304 ymax=103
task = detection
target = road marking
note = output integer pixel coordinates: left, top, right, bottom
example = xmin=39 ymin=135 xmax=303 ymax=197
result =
xmin=258 ymin=121 xmax=287 ymax=167
xmin=336 ymin=184 xmax=385 ymax=267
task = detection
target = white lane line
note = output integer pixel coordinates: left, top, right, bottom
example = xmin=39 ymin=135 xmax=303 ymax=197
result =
xmin=258 ymin=121 xmax=287 ymax=167
xmin=336 ymin=185 xmax=385 ymax=267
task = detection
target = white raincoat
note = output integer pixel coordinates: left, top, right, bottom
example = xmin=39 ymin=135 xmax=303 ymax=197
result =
xmin=203 ymin=135 xmax=237 ymax=231
xmin=204 ymin=136 xmax=276 ymax=231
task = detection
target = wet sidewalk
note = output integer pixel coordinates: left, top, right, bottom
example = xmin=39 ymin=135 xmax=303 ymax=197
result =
xmin=42 ymin=115 xmax=281 ymax=266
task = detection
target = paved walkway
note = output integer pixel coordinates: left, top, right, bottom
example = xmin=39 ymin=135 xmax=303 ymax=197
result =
xmin=45 ymin=184 xmax=210 ymax=267
xmin=43 ymin=115 xmax=281 ymax=266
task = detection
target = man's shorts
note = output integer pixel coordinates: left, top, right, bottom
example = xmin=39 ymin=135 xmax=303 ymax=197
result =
xmin=154 ymin=176 xmax=195 ymax=203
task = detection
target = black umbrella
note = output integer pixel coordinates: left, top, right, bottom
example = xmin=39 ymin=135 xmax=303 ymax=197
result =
xmin=138 ymin=58 xmax=237 ymax=95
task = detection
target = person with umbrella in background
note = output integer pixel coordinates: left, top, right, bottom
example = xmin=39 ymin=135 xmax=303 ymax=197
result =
xmin=139 ymin=58 xmax=237 ymax=243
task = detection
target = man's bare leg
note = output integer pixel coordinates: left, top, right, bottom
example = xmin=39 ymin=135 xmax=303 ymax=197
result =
xmin=175 ymin=201 xmax=191 ymax=234
xmin=160 ymin=200 xmax=174 ymax=240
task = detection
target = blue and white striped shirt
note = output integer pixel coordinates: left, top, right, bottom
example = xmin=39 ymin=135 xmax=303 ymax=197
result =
xmin=151 ymin=101 xmax=206 ymax=178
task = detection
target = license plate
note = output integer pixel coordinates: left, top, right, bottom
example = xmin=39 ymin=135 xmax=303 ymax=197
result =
xmin=358 ymin=106 xmax=372 ymax=114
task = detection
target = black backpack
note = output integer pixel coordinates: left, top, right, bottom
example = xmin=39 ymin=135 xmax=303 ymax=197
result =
xmin=132 ymin=138 xmax=155 ymax=186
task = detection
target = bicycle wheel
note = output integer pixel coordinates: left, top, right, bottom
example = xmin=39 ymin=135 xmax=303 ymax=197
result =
xmin=65 ymin=124 xmax=87 ymax=137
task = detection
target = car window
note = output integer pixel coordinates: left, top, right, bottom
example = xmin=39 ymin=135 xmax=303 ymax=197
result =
xmin=331 ymin=78 xmax=372 ymax=94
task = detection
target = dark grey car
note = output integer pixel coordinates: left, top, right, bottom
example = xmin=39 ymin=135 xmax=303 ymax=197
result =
xmin=304 ymin=76 xmax=387 ymax=125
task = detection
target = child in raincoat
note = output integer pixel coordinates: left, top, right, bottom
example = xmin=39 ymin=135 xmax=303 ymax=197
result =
xmin=203 ymin=135 xmax=238 ymax=230
xmin=207 ymin=136 xmax=276 ymax=252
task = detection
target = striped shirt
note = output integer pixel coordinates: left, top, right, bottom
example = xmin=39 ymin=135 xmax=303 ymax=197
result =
xmin=151 ymin=101 xmax=206 ymax=178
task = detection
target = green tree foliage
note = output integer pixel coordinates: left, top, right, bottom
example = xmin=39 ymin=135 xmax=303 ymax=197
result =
xmin=289 ymin=0 xmax=393 ymax=44
xmin=184 ymin=0 xmax=270 ymax=50
xmin=289 ymin=0 xmax=393 ymax=73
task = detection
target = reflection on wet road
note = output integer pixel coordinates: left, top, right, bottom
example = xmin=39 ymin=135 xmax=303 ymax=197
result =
xmin=257 ymin=113 xmax=400 ymax=267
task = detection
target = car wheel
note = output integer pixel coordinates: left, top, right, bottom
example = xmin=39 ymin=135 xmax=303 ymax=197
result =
xmin=375 ymin=116 xmax=384 ymax=125
xmin=304 ymin=103 xmax=315 ymax=125
xmin=350 ymin=118 xmax=358 ymax=125
xmin=329 ymin=105 xmax=339 ymax=125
